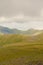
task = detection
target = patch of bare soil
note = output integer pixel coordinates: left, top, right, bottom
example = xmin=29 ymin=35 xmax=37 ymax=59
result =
xmin=3 ymin=43 xmax=29 ymax=48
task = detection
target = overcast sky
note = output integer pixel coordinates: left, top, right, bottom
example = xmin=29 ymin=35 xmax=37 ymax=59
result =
xmin=0 ymin=0 xmax=43 ymax=30
xmin=0 ymin=0 xmax=43 ymax=17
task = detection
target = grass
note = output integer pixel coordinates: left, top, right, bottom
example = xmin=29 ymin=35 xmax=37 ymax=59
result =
xmin=0 ymin=34 xmax=43 ymax=65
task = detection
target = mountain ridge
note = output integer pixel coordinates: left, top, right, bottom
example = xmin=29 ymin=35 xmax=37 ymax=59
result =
xmin=0 ymin=26 xmax=43 ymax=35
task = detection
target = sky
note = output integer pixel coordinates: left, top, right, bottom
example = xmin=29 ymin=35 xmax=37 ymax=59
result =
xmin=0 ymin=0 xmax=43 ymax=30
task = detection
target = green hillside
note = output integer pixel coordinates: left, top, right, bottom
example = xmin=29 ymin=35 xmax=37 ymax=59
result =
xmin=0 ymin=34 xmax=43 ymax=65
xmin=0 ymin=33 xmax=43 ymax=46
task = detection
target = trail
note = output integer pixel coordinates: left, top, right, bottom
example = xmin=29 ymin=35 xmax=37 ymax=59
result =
xmin=3 ymin=43 xmax=29 ymax=48
xmin=32 ymin=32 xmax=42 ymax=36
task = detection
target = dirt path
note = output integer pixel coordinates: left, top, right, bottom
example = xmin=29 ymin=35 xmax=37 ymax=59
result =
xmin=3 ymin=43 xmax=29 ymax=48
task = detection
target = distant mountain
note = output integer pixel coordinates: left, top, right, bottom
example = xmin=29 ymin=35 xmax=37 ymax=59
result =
xmin=0 ymin=26 xmax=43 ymax=35
xmin=0 ymin=26 xmax=13 ymax=34
xmin=0 ymin=26 xmax=22 ymax=34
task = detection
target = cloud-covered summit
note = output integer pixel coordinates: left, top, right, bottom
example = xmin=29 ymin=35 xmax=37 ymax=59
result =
xmin=0 ymin=0 xmax=43 ymax=30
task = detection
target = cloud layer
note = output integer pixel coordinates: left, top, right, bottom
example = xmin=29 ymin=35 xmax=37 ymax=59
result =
xmin=0 ymin=0 xmax=43 ymax=17
xmin=0 ymin=0 xmax=43 ymax=30
xmin=0 ymin=21 xmax=43 ymax=30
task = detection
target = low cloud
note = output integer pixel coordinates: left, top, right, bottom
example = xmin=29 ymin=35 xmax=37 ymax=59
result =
xmin=0 ymin=15 xmax=43 ymax=23
xmin=0 ymin=20 xmax=43 ymax=30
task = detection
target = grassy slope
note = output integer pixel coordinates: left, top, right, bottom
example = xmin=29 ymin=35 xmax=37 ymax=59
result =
xmin=0 ymin=34 xmax=43 ymax=65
